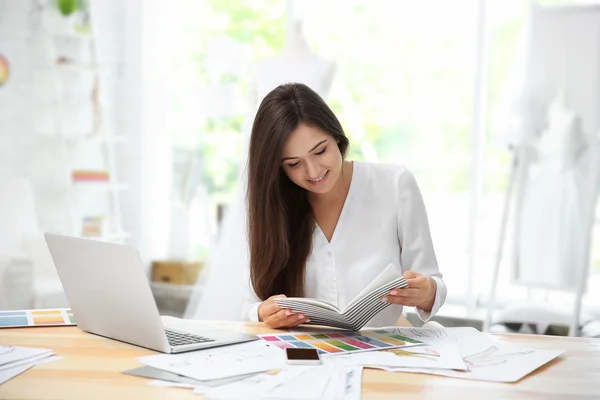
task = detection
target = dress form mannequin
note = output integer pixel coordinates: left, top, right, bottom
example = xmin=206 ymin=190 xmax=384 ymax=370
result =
xmin=254 ymin=20 xmax=336 ymax=105
xmin=185 ymin=12 xmax=337 ymax=320
xmin=516 ymin=91 xmax=594 ymax=290
xmin=240 ymin=18 xmax=336 ymax=155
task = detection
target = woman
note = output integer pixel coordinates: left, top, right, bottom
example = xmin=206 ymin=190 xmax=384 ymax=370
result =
xmin=243 ymin=83 xmax=446 ymax=328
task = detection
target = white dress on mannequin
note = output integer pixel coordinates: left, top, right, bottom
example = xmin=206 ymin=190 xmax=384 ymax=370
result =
xmin=185 ymin=21 xmax=336 ymax=320
xmin=516 ymin=93 xmax=598 ymax=291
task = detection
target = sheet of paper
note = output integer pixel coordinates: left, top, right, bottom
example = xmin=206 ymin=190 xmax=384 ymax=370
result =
xmin=367 ymin=327 xmax=564 ymax=382
xmin=320 ymin=364 xmax=363 ymax=400
xmin=387 ymin=345 xmax=563 ymax=383
xmin=124 ymin=365 xmax=259 ymax=387
xmin=365 ymin=326 xmax=504 ymax=358
xmin=0 ymin=345 xmax=53 ymax=369
xmin=199 ymin=366 xmax=317 ymax=399
xmin=0 ymin=354 xmax=61 ymax=385
xmin=351 ymin=342 xmax=467 ymax=370
xmin=0 ymin=352 xmax=57 ymax=372
xmin=0 ymin=363 xmax=33 ymax=385
xmin=138 ymin=340 xmax=285 ymax=381
xmin=148 ymin=380 xmax=198 ymax=389
xmin=260 ymin=364 xmax=335 ymax=400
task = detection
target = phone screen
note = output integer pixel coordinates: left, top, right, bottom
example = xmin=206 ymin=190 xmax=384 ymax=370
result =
xmin=285 ymin=348 xmax=320 ymax=360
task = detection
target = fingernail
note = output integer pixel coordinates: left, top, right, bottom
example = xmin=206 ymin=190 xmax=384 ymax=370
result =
xmin=381 ymin=297 xmax=388 ymax=303
xmin=298 ymin=314 xmax=304 ymax=319
xmin=390 ymin=290 xmax=397 ymax=295
xmin=285 ymin=310 xmax=292 ymax=316
xmin=306 ymin=319 xmax=311 ymax=323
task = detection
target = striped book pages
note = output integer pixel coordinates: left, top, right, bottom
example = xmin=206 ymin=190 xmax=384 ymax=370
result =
xmin=275 ymin=264 xmax=407 ymax=331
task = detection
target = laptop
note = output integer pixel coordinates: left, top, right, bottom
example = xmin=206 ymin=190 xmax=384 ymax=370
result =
xmin=44 ymin=233 xmax=258 ymax=353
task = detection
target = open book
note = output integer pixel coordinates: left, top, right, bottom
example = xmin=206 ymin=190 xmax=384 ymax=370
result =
xmin=274 ymin=264 xmax=407 ymax=331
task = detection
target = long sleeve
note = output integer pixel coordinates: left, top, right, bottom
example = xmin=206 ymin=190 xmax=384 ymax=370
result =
xmin=396 ymin=169 xmax=447 ymax=322
xmin=241 ymin=278 xmax=262 ymax=322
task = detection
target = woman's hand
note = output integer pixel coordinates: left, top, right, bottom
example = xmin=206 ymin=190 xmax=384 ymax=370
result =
xmin=382 ymin=271 xmax=437 ymax=312
xmin=258 ymin=294 xmax=311 ymax=328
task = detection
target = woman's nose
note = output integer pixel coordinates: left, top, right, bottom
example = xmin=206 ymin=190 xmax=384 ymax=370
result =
xmin=305 ymin=160 xmax=320 ymax=179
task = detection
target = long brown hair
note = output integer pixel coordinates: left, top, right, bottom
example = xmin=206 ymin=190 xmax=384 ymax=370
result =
xmin=247 ymin=83 xmax=349 ymax=300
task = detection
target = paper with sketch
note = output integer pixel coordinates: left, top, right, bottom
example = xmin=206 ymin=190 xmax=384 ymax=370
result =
xmin=199 ymin=366 xmax=317 ymax=399
xmin=124 ymin=365 xmax=259 ymax=388
xmin=148 ymin=380 xmax=197 ymax=389
xmin=351 ymin=341 xmax=467 ymax=370
xmin=320 ymin=360 xmax=363 ymax=400
xmin=0 ymin=354 xmax=61 ymax=385
xmin=263 ymin=364 xmax=363 ymax=400
xmin=369 ymin=326 xmax=564 ymax=382
xmin=137 ymin=340 xmax=285 ymax=381
xmin=203 ymin=363 xmax=362 ymax=400
xmin=260 ymin=365 xmax=336 ymax=400
xmin=0 ymin=345 xmax=53 ymax=371
xmin=0 ymin=363 xmax=33 ymax=385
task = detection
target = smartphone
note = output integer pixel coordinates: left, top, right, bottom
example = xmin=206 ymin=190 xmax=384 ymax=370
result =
xmin=285 ymin=348 xmax=322 ymax=365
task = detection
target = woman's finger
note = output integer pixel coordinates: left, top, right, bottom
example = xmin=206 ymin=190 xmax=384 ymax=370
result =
xmin=266 ymin=311 xmax=307 ymax=328
xmin=262 ymin=301 xmax=283 ymax=316
xmin=280 ymin=314 xmax=310 ymax=328
xmin=402 ymin=271 xmax=419 ymax=280
xmin=264 ymin=309 xmax=289 ymax=324
xmin=405 ymin=275 xmax=427 ymax=287
xmin=382 ymin=295 xmax=422 ymax=306
xmin=389 ymin=288 xmax=421 ymax=297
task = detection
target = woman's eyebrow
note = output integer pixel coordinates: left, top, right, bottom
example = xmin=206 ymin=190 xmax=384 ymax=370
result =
xmin=281 ymin=139 xmax=328 ymax=162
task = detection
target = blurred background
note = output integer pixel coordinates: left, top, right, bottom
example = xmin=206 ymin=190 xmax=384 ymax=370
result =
xmin=1 ymin=0 xmax=599 ymax=337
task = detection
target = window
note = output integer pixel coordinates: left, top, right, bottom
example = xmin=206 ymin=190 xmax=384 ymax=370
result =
xmin=164 ymin=0 xmax=600 ymax=314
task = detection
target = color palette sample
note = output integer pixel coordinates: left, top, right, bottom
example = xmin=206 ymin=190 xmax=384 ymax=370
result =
xmin=0 ymin=308 xmax=76 ymax=328
xmin=259 ymin=329 xmax=422 ymax=356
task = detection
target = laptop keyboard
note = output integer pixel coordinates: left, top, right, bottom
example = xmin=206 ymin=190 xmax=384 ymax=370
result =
xmin=165 ymin=329 xmax=215 ymax=347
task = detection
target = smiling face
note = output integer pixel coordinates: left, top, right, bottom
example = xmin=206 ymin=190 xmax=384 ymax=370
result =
xmin=280 ymin=123 xmax=344 ymax=195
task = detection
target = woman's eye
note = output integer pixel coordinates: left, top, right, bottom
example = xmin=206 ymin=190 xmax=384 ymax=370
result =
xmin=288 ymin=161 xmax=300 ymax=168
xmin=315 ymin=147 xmax=327 ymax=155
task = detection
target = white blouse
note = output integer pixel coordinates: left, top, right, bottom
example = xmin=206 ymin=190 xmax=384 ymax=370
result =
xmin=242 ymin=161 xmax=447 ymax=327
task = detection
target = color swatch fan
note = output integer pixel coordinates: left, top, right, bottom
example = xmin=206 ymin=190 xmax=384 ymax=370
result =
xmin=260 ymin=329 xmax=422 ymax=356
xmin=0 ymin=308 xmax=76 ymax=328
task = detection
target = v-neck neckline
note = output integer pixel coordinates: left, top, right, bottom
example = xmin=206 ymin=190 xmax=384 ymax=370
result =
xmin=314 ymin=161 xmax=359 ymax=244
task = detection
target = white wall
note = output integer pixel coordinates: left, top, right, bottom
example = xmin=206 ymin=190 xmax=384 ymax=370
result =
xmin=0 ymin=0 xmax=173 ymax=270
xmin=0 ymin=0 xmax=146 ymax=259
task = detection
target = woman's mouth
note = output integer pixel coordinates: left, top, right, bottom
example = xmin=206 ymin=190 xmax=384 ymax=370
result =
xmin=308 ymin=171 xmax=329 ymax=185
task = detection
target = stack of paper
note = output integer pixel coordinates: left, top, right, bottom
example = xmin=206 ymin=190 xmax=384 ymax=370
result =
xmin=131 ymin=340 xmax=361 ymax=399
xmin=351 ymin=327 xmax=564 ymax=383
xmin=0 ymin=345 xmax=60 ymax=385
xmin=260 ymin=326 xmax=564 ymax=384
xmin=129 ymin=326 xmax=565 ymax=398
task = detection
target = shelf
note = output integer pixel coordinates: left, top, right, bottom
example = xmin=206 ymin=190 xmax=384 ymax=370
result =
xmin=101 ymin=232 xmax=130 ymax=242
xmin=81 ymin=232 xmax=130 ymax=243
xmin=70 ymin=182 xmax=129 ymax=192
xmin=64 ymin=135 xmax=128 ymax=144
xmin=50 ymin=32 xmax=95 ymax=40
xmin=40 ymin=133 xmax=128 ymax=143
xmin=150 ymin=282 xmax=197 ymax=299
xmin=49 ymin=63 xmax=102 ymax=73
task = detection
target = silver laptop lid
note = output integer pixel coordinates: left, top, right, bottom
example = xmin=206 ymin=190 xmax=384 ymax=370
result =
xmin=44 ymin=233 xmax=171 ymax=353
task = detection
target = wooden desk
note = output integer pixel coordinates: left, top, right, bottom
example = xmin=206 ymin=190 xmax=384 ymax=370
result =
xmin=1 ymin=322 xmax=599 ymax=399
